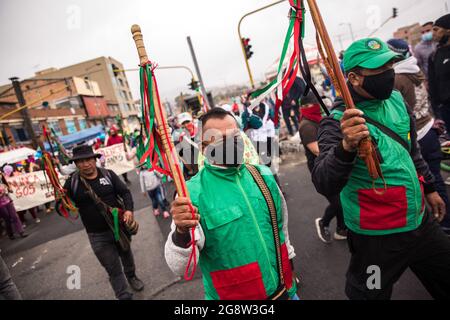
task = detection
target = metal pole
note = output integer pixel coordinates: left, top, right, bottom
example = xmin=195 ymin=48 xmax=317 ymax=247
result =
xmin=238 ymin=0 xmax=286 ymax=89
xmin=337 ymin=35 xmax=344 ymax=51
xmin=187 ymin=36 xmax=213 ymax=109
xmin=9 ymin=77 xmax=38 ymax=148
xmin=368 ymin=17 xmax=393 ymax=38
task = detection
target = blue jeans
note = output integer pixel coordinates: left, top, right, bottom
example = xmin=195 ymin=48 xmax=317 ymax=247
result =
xmin=419 ymin=128 xmax=450 ymax=229
xmin=88 ymin=231 xmax=136 ymax=300
xmin=148 ymin=186 xmax=168 ymax=212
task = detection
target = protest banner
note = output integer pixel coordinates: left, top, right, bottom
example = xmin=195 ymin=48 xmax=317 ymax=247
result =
xmin=6 ymin=171 xmax=66 ymax=211
xmin=96 ymin=144 xmax=135 ymax=175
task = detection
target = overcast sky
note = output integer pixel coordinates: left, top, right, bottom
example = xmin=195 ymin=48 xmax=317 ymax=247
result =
xmin=1 ymin=0 xmax=449 ymax=104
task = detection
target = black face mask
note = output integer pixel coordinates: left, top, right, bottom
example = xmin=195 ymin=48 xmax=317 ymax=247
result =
xmin=360 ymin=69 xmax=395 ymax=101
xmin=204 ymin=134 xmax=245 ymax=168
xmin=439 ymin=35 xmax=450 ymax=46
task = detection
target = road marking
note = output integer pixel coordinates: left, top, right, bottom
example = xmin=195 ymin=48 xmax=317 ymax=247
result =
xmin=11 ymin=257 xmax=24 ymax=268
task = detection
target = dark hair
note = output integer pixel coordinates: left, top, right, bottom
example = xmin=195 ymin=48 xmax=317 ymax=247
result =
xmin=200 ymin=108 xmax=236 ymax=128
xmin=422 ymin=21 xmax=434 ymax=27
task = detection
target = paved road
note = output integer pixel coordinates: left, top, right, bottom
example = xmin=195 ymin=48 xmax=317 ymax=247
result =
xmin=0 ymin=172 xmax=154 ymax=256
xmin=1 ymin=152 xmax=435 ymax=299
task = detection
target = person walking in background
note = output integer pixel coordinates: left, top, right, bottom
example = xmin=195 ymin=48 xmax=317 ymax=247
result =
xmin=389 ymin=38 xmax=450 ymax=235
xmin=106 ymin=125 xmax=131 ymax=185
xmin=0 ymin=177 xmax=27 ymax=240
xmin=139 ymin=166 xmax=170 ymax=219
xmin=299 ymin=91 xmax=347 ymax=243
xmin=414 ymin=21 xmax=437 ymax=79
xmin=282 ymin=76 xmax=306 ymax=136
xmin=429 ymin=14 xmax=450 ymax=132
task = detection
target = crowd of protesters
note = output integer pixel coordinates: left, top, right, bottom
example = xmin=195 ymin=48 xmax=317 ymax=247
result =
xmin=2 ymin=12 xmax=450 ymax=301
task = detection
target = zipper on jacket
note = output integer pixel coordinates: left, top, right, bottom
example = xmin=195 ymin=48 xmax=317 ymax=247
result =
xmin=236 ymin=174 xmax=277 ymax=288
xmin=395 ymin=145 xmax=421 ymax=226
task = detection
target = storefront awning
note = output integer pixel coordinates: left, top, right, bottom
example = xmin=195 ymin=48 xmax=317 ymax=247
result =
xmin=44 ymin=125 xmax=105 ymax=150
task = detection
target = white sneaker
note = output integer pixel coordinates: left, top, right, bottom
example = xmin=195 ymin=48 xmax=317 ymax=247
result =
xmin=446 ymin=177 xmax=450 ymax=186
xmin=35 ymin=218 xmax=41 ymax=223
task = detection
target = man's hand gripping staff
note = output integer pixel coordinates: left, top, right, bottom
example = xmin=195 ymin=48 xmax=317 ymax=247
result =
xmin=131 ymin=25 xmax=198 ymax=280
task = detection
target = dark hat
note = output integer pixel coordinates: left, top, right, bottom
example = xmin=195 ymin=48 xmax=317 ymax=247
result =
xmin=300 ymin=90 xmax=319 ymax=106
xmin=435 ymin=14 xmax=450 ymax=30
xmin=69 ymin=145 xmax=101 ymax=163
xmin=387 ymin=38 xmax=410 ymax=57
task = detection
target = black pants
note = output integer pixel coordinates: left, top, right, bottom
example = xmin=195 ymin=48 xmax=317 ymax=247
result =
xmin=419 ymin=128 xmax=450 ymax=229
xmin=345 ymin=212 xmax=450 ymax=300
xmin=322 ymin=194 xmax=345 ymax=230
xmin=88 ymin=231 xmax=136 ymax=300
xmin=282 ymin=106 xmax=300 ymax=136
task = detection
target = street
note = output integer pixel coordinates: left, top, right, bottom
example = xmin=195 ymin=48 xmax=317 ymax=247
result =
xmin=0 ymin=151 xmax=431 ymax=300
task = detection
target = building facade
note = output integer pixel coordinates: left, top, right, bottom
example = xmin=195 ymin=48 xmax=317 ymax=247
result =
xmin=33 ymin=56 xmax=140 ymax=130
xmin=0 ymin=77 xmax=107 ymax=147
xmin=393 ymin=23 xmax=422 ymax=47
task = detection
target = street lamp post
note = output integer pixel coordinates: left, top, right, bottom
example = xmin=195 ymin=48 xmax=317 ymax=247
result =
xmin=115 ymin=65 xmax=205 ymax=112
xmin=238 ymin=0 xmax=287 ymax=89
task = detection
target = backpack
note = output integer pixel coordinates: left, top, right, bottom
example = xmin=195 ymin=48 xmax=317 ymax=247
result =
xmin=70 ymin=167 xmax=113 ymax=197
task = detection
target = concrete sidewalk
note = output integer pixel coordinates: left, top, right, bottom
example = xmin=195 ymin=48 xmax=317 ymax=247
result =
xmin=3 ymin=206 xmax=203 ymax=300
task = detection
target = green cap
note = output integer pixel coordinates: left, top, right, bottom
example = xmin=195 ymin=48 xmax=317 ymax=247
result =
xmin=343 ymin=38 xmax=403 ymax=72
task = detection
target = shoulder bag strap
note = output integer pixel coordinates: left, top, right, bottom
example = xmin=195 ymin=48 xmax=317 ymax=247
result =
xmin=246 ymin=165 xmax=284 ymax=287
xmin=362 ymin=115 xmax=411 ymax=154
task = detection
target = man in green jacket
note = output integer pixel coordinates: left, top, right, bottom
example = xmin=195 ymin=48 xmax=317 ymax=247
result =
xmin=312 ymin=38 xmax=450 ymax=299
xmin=165 ymin=108 xmax=298 ymax=300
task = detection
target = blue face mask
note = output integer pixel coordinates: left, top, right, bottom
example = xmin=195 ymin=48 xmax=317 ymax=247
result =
xmin=422 ymin=32 xmax=433 ymax=42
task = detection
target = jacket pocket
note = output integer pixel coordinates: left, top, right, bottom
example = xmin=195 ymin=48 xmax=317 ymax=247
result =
xmin=204 ymin=206 xmax=243 ymax=230
xmin=358 ymin=186 xmax=408 ymax=230
xmin=210 ymin=262 xmax=267 ymax=300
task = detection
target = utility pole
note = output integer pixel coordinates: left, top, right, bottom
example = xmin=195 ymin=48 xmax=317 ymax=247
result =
xmin=187 ymin=36 xmax=213 ymax=110
xmin=368 ymin=7 xmax=399 ymax=38
xmin=9 ymin=77 xmax=38 ymax=149
xmin=340 ymin=23 xmax=355 ymax=42
xmin=336 ymin=35 xmax=344 ymax=51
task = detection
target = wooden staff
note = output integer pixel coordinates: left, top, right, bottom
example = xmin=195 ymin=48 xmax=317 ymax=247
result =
xmin=306 ymin=0 xmax=383 ymax=182
xmin=131 ymin=24 xmax=190 ymax=198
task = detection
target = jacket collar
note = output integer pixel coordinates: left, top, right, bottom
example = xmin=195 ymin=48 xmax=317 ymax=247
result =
xmin=203 ymin=159 xmax=246 ymax=180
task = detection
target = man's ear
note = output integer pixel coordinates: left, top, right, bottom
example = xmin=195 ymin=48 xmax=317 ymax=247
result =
xmin=348 ymin=72 xmax=362 ymax=87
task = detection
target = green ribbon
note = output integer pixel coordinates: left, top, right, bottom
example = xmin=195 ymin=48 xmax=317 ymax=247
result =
xmin=111 ymin=208 xmax=120 ymax=241
xmin=251 ymin=0 xmax=304 ymax=101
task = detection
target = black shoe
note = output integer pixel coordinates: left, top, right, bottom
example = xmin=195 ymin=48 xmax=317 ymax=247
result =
xmin=8 ymin=234 xmax=15 ymax=240
xmin=315 ymin=218 xmax=331 ymax=244
xmin=334 ymin=228 xmax=348 ymax=240
xmin=127 ymin=276 xmax=144 ymax=291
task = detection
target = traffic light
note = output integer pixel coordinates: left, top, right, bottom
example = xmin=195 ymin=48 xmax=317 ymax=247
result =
xmin=188 ymin=78 xmax=200 ymax=91
xmin=242 ymin=37 xmax=254 ymax=60
xmin=392 ymin=7 xmax=398 ymax=18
